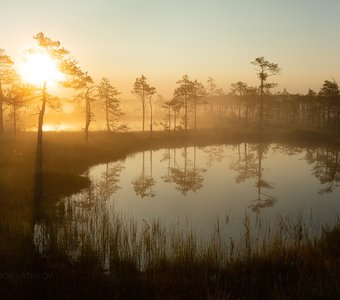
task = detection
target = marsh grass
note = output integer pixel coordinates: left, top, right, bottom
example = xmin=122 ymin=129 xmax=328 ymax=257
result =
xmin=1 ymin=128 xmax=340 ymax=299
xmin=27 ymin=192 xmax=340 ymax=299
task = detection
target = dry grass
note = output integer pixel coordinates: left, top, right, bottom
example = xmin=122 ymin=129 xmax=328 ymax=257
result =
xmin=0 ymin=127 xmax=340 ymax=299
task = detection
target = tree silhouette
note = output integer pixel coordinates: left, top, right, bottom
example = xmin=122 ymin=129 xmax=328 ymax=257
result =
xmin=166 ymin=97 xmax=182 ymax=130
xmin=148 ymin=86 xmax=157 ymax=133
xmin=0 ymin=49 xmax=16 ymax=134
xmin=30 ymin=32 xmax=70 ymax=147
xmin=98 ymin=77 xmax=123 ymax=131
xmin=318 ymin=79 xmax=339 ymax=128
xmin=75 ymin=72 xmax=95 ymax=142
xmin=160 ymin=99 xmax=172 ymax=131
xmin=132 ymin=75 xmax=155 ymax=132
xmin=230 ymin=81 xmax=248 ymax=123
xmin=61 ymin=57 xmax=96 ymax=141
xmin=192 ymin=80 xmax=206 ymax=131
xmin=206 ymin=77 xmax=218 ymax=116
xmin=251 ymin=57 xmax=280 ymax=129
xmin=173 ymin=75 xmax=195 ymax=131
xmin=5 ymin=84 xmax=33 ymax=135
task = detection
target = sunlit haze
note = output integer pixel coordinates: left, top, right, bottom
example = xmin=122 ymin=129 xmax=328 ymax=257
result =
xmin=18 ymin=52 xmax=64 ymax=86
xmin=2 ymin=0 xmax=340 ymax=97
xmin=2 ymin=1 xmax=340 ymax=296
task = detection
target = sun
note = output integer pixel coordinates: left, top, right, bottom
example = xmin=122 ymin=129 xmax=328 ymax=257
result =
xmin=19 ymin=52 xmax=64 ymax=86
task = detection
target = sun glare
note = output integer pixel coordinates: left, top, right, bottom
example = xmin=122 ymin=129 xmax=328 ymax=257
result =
xmin=42 ymin=124 xmax=72 ymax=132
xmin=19 ymin=53 xmax=64 ymax=86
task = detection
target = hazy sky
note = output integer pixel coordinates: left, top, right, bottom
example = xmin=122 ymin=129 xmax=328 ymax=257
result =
xmin=1 ymin=0 xmax=340 ymax=98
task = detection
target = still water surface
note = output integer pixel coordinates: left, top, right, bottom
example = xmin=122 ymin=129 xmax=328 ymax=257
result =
xmin=34 ymin=143 xmax=340 ymax=268
xmin=72 ymin=143 xmax=340 ymax=225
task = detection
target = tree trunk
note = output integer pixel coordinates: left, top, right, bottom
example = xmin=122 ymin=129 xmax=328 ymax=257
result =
xmin=0 ymin=80 xmax=3 ymax=134
xmin=105 ymin=96 xmax=110 ymax=131
xmin=259 ymin=78 xmax=264 ymax=130
xmin=85 ymin=90 xmax=91 ymax=143
xmin=142 ymin=91 xmax=145 ymax=132
xmin=149 ymin=97 xmax=153 ymax=134
xmin=174 ymin=113 xmax=177 ymax=131
xmin=194 ymin=98 xmax=197 ymax=132
xmin=13 ymin=103 xmax=16 ymax=136
xmin=245 ymin=100 xmax=249 ymax=127
xmin=168 ymin=108 xmax=171 ymax=131
xmin=37 ymin=81 xmax=47 ymax=150
xmin=185 ymin=93 xmax=188 ymax=131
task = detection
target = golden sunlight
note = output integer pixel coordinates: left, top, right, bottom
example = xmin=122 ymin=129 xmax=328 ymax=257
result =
xmin=42 ymin=124 xmax=72 ymax=132
xmin=18 ymin=52 xmax=64 ymax=86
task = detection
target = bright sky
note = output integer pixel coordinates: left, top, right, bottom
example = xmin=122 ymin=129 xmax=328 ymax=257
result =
xmin=1 ymin=0 xmax=340 ymax=98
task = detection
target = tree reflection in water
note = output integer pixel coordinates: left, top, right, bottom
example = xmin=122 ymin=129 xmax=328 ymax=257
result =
xmin=202 ymin=145 xmax=225 ymax=168
xmin=132 ymin=150 xmax=156 ymax=198
xmin=97 ymin=162 xmax=125 ymax=200
xmin=306 ymin=147 xmax=340 ymax=195
xmin=28 ymin=143 xmax=340 ymax=275
xmin=33 ymin=140 xmax=50 ymax=255
xmin=230 ymin=142 xmax=276 ymax=213
xmin=162 ymin=147 xmax=206 ymax=195
xmin=230 ymin=143 xmax=257 ymax=184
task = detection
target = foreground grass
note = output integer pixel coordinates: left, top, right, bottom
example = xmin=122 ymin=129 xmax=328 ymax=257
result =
xmin=1 ymin=215 xmax=340 ymax=300
xmin=1 ymin=126 xmax=340 ymax=299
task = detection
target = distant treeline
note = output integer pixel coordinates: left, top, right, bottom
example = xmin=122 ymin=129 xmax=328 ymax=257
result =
xmin=1 ymin=33 xmax=339 ymax=140
xmin=197 ymin=82 xmax=340 ymax=130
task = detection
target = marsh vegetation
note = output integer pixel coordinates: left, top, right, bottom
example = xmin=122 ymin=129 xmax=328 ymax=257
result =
xmin=1 ymin=129 xmax=340 ymax=299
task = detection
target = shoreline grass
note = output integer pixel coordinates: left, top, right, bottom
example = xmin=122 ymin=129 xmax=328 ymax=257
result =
xmin=1 ymin=126 xmax=340 ymax=299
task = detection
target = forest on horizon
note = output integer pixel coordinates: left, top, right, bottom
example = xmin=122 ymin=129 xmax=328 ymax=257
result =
xmin=1 ymin=32 xmax=340 ymax=139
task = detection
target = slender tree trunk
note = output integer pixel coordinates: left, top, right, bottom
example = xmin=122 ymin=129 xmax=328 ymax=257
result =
xmin=142 ymin=91 xmax=145 ymax=132
xmin=185 ymin=93 xmax=188 ymax=131
xmin=194 ymin=97 xmax=197 ymax=132
xmin=174 ymin=112 xmax=177 ymax=131
xmin=259 ymin=78 xmax=264 ymax=130
xmin=149 ymin=97 xmax=153 ymax=134
xmin=85 ymin=90 xmax=91 ymax=143
xmin=337 ymin=102 xmax=340 ymax=129
xmin=245 ymin=100 xmax=249 ymax=127
xmin=0 ymin=80 xmax=3 ymax=134
xmin=327 ymin=98 xmax=331 ymax=128
xmin=37 ymin=81 xmax=47 ymax=151
xmin=105 ymin=96 xmax=110 ymax=131
xmin=13 ymin=104 xmax=16 ymax=136
xmin=257 ymin=143 xmax=263 ymax=200
xmin=168 ymin=108 xmax=171 ymax=131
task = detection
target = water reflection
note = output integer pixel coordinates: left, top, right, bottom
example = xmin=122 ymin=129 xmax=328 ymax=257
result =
xmin=306 ymin=148 xmax=340 ymax=195
xmin=229 ymin=143 xmax=276 ymax=212
xmin=33 ymin=143 xmax=340 ymax=271
xmin=33 ymin=139 xmax=49 ymax=255
xmin=162 ymin=147 xmax=207 ymax=195
xmin=132 ymin=151 xmax=156 ymax=198
xmin=98 ymin=162 xmax=125 ymax=200
xmin=202 ymin=145 xmax=225 ymax=168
